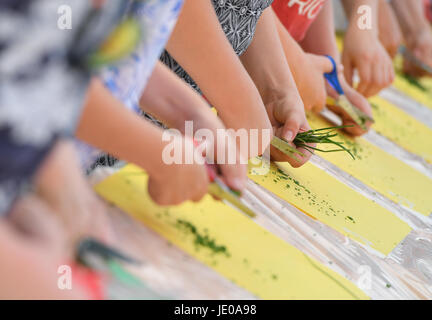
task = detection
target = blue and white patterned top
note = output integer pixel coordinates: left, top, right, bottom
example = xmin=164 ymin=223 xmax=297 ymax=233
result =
xmin=0 ymin=0 xmax=124 ymax=215
xmin=102 ymin=0 xmax=183 ymax=112
xmin=78 ymin=0 xmax=184 ymax=169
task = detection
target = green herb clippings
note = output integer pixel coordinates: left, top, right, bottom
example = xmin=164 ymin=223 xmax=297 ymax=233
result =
xmin=176 ymin=220 xmax=229 ymax=257
xmin=293 ymin=126 xmax=356 ymax=159
xmin=345 ymin=216 xmax=356 ymax=224
xmin=274 ymin=168 xmax=343 ymax=217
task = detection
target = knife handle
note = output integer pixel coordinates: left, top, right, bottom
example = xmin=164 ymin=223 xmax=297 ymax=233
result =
xmin=205 ymin=163 xmax=217 ymax=182
xmin=192 ymin=139 xmax=217 ymax=182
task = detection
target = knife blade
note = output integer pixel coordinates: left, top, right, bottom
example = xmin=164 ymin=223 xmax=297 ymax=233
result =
xmin=208 ymin=177 xmax=256 ymax=218
xmin=399 ymin=45 xmax=432 ymax=75
xmin=327 ymin=96 xmax=374 ymax=130
xmin=271 ymin=136 xmax=305 ymax=158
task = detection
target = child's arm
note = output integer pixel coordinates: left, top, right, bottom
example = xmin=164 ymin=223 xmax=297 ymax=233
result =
xmin=139 ymin=61 xmax=247 ymax=190
xmin=164 ymin=0 xmax=272 ymax=158
xmin=299 ymin=1 xmax=374 ymax=136
xmin=391 ymin=0 xmax=432 ymax=76
xmin=238 ymin=8 xmax=315 ymax=167
xmin=299 ymin=0 xmax=340 ymax=60
xmin=273 ymin=7 xmax=333 ymax=113
xmin=378 ymin=0 xmax=403 ymax=58
xmin=76 ymin=79 xmax=210 ymax=205
xmin=340 ymin=0 xmax=394 ymax=97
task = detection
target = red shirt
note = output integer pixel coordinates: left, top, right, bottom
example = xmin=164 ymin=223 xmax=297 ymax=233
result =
xmin=424 ymin=0 xmax=432 ymax=23
xmin=272 ymin=0 xmax=327 ymax=42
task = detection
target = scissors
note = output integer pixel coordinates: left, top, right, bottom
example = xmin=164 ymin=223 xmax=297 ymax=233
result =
xmin=324 ymin=56 xmax=374 ymax=130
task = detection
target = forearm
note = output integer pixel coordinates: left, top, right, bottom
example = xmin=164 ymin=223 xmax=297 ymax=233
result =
xmin=240 ymin=9 xmax=299 ymax=104
xmin=275 ymin=15 xmax=311 ymax=84
xmin=299 ymin=1 xmax=340 ymax=61
xmin=165 ymin=0 xmax=268 ymax=132
xmin=342 ymin=0 xmax=379 ymax=36
xmin=76 ymin=79 xmax=168 ymax=174
xmin=391 ymin=0 xmax=429 ymax=40
xmin=140 ymin=61 xmax=224 ymax=134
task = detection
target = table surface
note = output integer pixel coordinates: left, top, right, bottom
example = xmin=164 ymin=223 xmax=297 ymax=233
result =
xmin=92 ymin=86 xmax=432 ymax=300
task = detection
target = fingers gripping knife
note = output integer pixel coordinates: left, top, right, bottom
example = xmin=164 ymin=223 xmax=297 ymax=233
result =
xmin=193 ymin=141 xmax=256 ymax=218
xmin=399 ymin=45 xmax=432 ymax=75
xmin=205 ymin=164 xmax=257 ymax=218
xmin=324 ymin=56 xmax=374 ymax=130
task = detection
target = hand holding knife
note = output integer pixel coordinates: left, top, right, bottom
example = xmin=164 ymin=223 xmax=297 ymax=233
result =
xmin=399 ymin=45 xmax=432 ymax=75
xmin=193 ymin=140 xmax=256 ymax=218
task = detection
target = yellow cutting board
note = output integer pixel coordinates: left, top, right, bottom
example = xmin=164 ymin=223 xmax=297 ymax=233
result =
xmin=249 ymin=161 xmax=411 ymax=256
xmin=369 ymin=96 xmax=432 ymax=163
xmin=419 ymin=77 xmax=432 ymax=94
xmin=393 ymin=73 xmax=432 ymax=111
xmin=307 ymin=113 xmax=432 ymax=217
xmin=393 ymin=54 xmax=432 ymax=110
xmin=410 ymin=70 xmax=432 ymax=110
xmin=95 ymin=164 xmax=369 ymax=300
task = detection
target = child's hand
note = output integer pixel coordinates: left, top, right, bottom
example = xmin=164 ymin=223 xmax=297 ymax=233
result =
xmin=265 ymin=88 xmax=315 ymax=168
xmin=147 ymin=136 xmax=210 ymax=206
xmin=8 ymin=194 xmax=68 ymax=258
xmin=140 ymin=62 xmax=248 ymax=191
xmin=217 ymin=102 xmax=273 ymax=160
xmin=403 ymin=30 xmax=432 ymax=77
xmin=327 ymin=72 xmax=374 ymax=136
xmin=342 ymin=25 xmax=395 ymax=97
xmin=191 ymin=116 xmax=248 ymax=193
xmin=35 ymin=142 xmax=115 ymax=246
xmin=292 ymin=53 xmax=334 ymax=113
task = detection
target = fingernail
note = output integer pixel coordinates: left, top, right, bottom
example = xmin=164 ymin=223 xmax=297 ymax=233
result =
xmin=284 ymin=131 xmax=294 ymax=142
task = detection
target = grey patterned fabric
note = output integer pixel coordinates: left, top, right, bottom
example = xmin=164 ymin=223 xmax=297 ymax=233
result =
xmin=160 ymin=0 xmax=273 ymax=93
xmin=0 ymin=0 xmax=126 ymax=214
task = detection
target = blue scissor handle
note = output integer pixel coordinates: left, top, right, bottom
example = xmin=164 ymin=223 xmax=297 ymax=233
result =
xmin=324 ymin=55 xmax=344 ymax=95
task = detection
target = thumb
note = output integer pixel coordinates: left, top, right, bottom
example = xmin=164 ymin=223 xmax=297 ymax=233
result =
xmin=281 ymin=115 xmax=301 ymax=143
xmin=219 ymin=162 xmax=247 ymax=193
xmin=317 ymin=55 xmax=334 ymax=74
xmin=308 ymin=54 xmax=334 ymax=74
xmin=213 ymin=133 xmax=247 ymax=192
